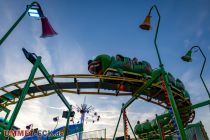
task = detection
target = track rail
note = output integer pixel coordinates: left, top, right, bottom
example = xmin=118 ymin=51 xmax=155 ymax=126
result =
xmin=0 ymin=74 xmax=195 ymax=129
xmin=0 ymin=74 xmax=188 ymax=106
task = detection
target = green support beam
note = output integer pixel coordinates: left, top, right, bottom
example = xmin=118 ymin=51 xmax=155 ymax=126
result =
xmin=38 ymin=63 xmax=72 ymax=112
xmin=27 ymin=55 xmax=72 ymax=140
xmin=113 ymin=111 xmax=123 ymax=139
xmin=142 ymin=5 xmax=187 ymax=139
xmin=191 ymin=99 xmax=210 ymax=110
xmin=115 ymin=69 xmax=161 ymax=140
xmin=64 ymin=112 xmax=70 ymax=140
xmin=181 ymin=99 xmax=210 ymax=111
xmin=161 ymin=69 xmax=187 ymax=139
xmin=156 ymin=99 xmax=210 ymax=122
xmin=7 ymin=57 xmax=41 ymax=131
xmin=1 ymin=57 xmax=41 ymax=140
xmin=1 ymin=50 xmax=74 ymax=140
xmin=122 ymin=69 xmax=161 ymax=110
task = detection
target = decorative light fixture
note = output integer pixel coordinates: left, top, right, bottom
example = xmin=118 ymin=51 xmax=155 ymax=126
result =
xmin=139 ymin=15 xmax=151 ymax=30
xmin=181 ymin=46 xmax=210 ymax=98
xmin=27 ymin=2 xmax=57 ymax=38
xmin=28 ymin=5 xmax=43 ymax=18
xmin=181 ymin=50 xmax=192 ymax=62
xmin=139 ymin=5 xmax=162 ymax=66
xmin=0 ymin=1 xmax=57 ymax=46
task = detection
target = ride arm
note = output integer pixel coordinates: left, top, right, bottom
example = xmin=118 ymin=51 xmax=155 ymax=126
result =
xmin=22 ymin=48 xmax=72 ymax=111
xmin=22 ymin=48 xmax=72 ymax=140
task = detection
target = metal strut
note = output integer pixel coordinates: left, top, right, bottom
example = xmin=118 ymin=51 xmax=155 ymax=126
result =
xmin=160 ymin=75 xmax=181 ymax=140
xmin=22 ymin=48 xmax=72 ymax=140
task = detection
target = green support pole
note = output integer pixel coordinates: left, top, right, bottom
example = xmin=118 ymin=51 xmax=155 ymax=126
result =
xmin=0 ymin=1 xmax=40 ymax=46
xmin=36 ymin=60 xmax=72 ymax=140
xmin=0 ymin=49 xmax=73 ymax=139
xmin=105 ymin=128 xmax=106 ymax=139
xmin=63 ymin=112 xmax=70 ymax=140
xmin=122 ymin=69 xmax=161 ymax=110
xmin=126 ymin=115 xmax=137 ymax=140
xmin=155 ymin=114 xmax=163 ymax=140
xmin=114 ymin=104 xmax=137 ymax=140
xmin=182 ymin=99 xmax=210 ymax=111
xmin=157 ymin=99 xmax=210 ymax=119
xmin=113 ymin=111 xmax=123 ymax=140
xmin=22 ymin=49 xmax=73 ymax=139
xmin=38 ymin=63 xmax=72 ymax=111
xmin=191 ymin=99 xmax=210 ymax=110
xmin=162 ymin=71 xmax=186 ymax=139
xmin=7 ymin=57 xmax=41 ymax=130
xmin=147 ymin=5 xmax=187 ymax=139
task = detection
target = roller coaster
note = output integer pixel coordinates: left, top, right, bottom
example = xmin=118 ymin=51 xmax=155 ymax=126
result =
xmin=0 ymin=48 xmax=209 ymax=140
xmin=0 ymin=3 xmax=210 ymax=140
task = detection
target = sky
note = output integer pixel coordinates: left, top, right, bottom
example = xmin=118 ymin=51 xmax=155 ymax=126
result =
xmin=0 ymin=0 xmax=210 ymax=139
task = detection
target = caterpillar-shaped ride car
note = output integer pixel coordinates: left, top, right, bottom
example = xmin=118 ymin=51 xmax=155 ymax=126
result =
xmin=88 ymin=54 xmax=190 ymax=99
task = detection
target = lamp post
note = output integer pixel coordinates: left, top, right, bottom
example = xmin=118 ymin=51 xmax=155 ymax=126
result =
xmin=62 ymin=110 xmax=75 ymax=140
xmin=139 ymin=5 xmax=162 ymax=66
xmin=0 ymin=1 xmax=57 ymax=46
xmin=181 ymin=46 xmax=210 ymax=98
xmin=139 ymin=5 xmax=187 ymax=139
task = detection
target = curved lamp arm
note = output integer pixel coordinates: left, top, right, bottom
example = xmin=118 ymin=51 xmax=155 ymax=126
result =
xmin=148 ymin=5 xmax=163 ymax=66
xmin=190 ymin=46 xmax=210 ymax=98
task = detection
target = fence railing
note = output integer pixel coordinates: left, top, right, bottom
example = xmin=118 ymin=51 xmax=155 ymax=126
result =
xmin=56 ymin=128 xmax=106 ymax=140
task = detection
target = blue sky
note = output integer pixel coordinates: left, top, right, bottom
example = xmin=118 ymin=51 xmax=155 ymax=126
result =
xmin=0 ymin=0 xmax=210 ymax=138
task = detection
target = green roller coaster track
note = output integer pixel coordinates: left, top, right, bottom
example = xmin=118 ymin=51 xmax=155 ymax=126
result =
xmin=0 ymin=49 xmax=209 ymax=140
